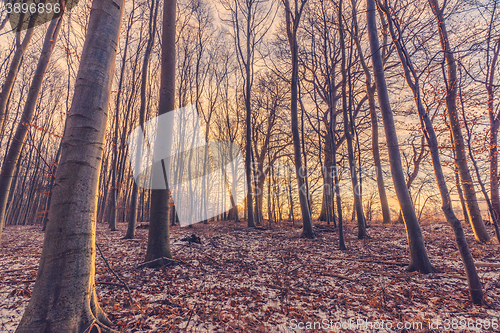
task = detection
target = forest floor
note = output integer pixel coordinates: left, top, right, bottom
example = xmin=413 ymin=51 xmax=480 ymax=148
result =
xmin=0 ymin=219 xmax=499 ymax=332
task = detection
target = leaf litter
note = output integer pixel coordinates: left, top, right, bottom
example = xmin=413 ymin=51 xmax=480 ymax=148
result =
xmin=0 ymin=219 xmax=499 ymax=332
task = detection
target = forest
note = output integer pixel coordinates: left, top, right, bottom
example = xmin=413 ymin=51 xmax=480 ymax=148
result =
xmin=0 ymin=0 xmax=499 ymax=331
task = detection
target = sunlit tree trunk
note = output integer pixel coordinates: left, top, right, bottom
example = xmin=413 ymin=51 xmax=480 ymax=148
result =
xmin=366 ymin=0 xmax=434 ymax=273
xmin=428 ymin=0 xmax=489 ymax=243
xmin=15 ymin=1 xmax=124 ymax=331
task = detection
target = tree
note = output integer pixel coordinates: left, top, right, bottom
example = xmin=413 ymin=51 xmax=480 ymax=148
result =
xmin=351 ymin=0 xmax=390 ymax=224
xmin=144 ymin=0 xmax=176 ymax=266
xmin=0 ymin=12 xmax=63 ymax=242
xmin=379 ymin=0 xmax=483 ymax=303
xmin=281 ymin=0 xmax=314 ymax=238
xmin=220 ymin=0 xmax=275 ymax=228
xmin=0 ymin=14 xmax=37 ymax=133
xmin=428 ymin=0 xmax=490 ymax=243
xmin=482 ymin=0 xmax=500 ymax=227
xmin=126 ymin=0 xmax=158 ymax=239
xmin=339 ymin=0 xmax=367 ymax=239
xmin=366 ymin=0 xmax=434 ymax=273
xmin=15 ymin=0 xmax=124 ymax=331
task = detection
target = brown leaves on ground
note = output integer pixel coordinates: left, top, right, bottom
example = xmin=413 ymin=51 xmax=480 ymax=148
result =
xmin=0 ymin=219 xmax=499 ymax=332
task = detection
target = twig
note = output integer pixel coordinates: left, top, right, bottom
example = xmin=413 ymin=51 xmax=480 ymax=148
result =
xmin=475 ymin=262 xmax=500 ymax=268
xmin=137 ymin=257 xmax=183 ymax=269
xmin=354 ymin=258 xmax=408 ymax=267
xmin=184 ymin=304 xmax=197 ymax=331
xmin=203 ymin=254 xmax=220 ymax=265
xmin=96 ymin=243 xmax=134 ymax=306
xmin=286 ymin=265 xmax=303 ymax=275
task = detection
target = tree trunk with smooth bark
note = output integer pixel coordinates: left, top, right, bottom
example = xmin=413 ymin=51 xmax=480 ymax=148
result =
xmin=366 ymin=0 xmax=434 ymax=273
xmin=145 ymin=0 xmax=176 ymax=266
xmin=15 ymin=1 xmax=124 ymax=331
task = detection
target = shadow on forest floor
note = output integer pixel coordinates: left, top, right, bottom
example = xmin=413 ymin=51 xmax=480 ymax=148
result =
xmin=1 ymin=219 xmax=499 ymax=332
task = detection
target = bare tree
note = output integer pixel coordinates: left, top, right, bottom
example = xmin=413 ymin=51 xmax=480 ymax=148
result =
xmin=281 ymin=0 xmax=314 ymax=238
xmin=428 ymin=0 xmax=490 ymax=243
xmin=220 ymin=0 xmax=275 ymax=227
xmin=126 ymin=0 xmax=158 ymax=238
xmin=379 ymin=0 xmax=483 ymax=303
xmin=0 ymin=15 xmax=37 ymax=132
xmin=144 ymin=0 xmax=176 ymax=266
xmin=15 ymin=0 xmax=124 ymax=331
xmin=0 ymin=13 xmax=63 ymax=242
xmin=366 ymin=0 xmax=434 ymax=273
xmin=351 ymin=0 xmax=390 ymax=224
xmin=482 ymin=0 xmax=500 ymax=225
xmin=339 ymin=0 xmax=367 ymax=239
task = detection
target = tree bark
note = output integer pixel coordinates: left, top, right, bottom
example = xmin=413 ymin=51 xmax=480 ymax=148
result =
xmin=366 ymin=0 xmax=434 ymax=273
xmin=428 ymin=0 xmax=489 ymax=243
xmin=15 ymin=1 xmax=124 ymax=331
xmin=145 ymin=0 xmax=176 ymax=266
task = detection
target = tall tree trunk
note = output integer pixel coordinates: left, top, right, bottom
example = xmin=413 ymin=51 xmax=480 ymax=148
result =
xmin=486 ymin=2 xmax=500 ymax=224
xmin=351 ymin=0 xmax=390 ymax=224
xmin=127 ymin=0 xmax=158 ymax=239
xmin=381 ymin=1 xmax=482 ymax=302
xmin=42 ymin=142 xmax=62 ymax=231
xmin=245 ymin=66 xmax=255 ymax=227
xmin=457 ymin=72 xmax=500 ymax=243
xmin=15 ymin=1 xmax=124 ymax=331
xmin=428 ymin=0 xmax=489 ymax=243
xmin=144 ymin=0 xmax=176 ymax=266
xmin=0 ymin=15 xmax=62 ymax=242
xmin=340 ymin=0 xmax=366 ymax=239
xmin=109 ymin=0 xmax=137 ymax=233
xmin=282 ymin=0 xmax=314 ymax=238
xmin=366 ymin=0 xmax=434 ymax=273
xmin=332 ymin=116 xmax=346 ymax=249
